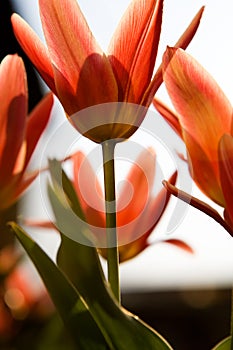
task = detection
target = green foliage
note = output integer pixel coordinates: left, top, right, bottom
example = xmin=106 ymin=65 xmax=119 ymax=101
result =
xmin=212 ymin=337 xmax=231 ymax=350
xmin=10 ymin=159 xmax=173 ymax=350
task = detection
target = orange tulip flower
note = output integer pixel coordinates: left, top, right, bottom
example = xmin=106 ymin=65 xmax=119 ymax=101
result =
xmin=0 ymin=54 xmax=53 ymax=211
xmin=0 ymin=246 xmax=53 ymax=337
xmin=26 ymin=149 xmax=192 ymax=262
xmin=154 ymin=47 xmax=233 ymax=228
xmin=11 ymin=0 xmax=203 ymax=143
xmin=218 ymin=134 xmax=233 ymax=228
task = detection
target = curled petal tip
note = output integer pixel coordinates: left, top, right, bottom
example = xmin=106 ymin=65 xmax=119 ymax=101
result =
xmin=165 ymin=239 xmax=194 ymax=254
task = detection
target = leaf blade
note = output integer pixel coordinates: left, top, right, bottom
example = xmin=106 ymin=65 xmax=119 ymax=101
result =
xmin=212 ymin=337 xmax=231 ymax=350
xmin=48 ymin=160 xmax=173 ymax=350
xmin=9 ymin=222 xmax=108 ymax=350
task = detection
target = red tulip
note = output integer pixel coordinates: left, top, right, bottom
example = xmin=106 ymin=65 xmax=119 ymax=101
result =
xmin=0 ymin=54 xmax=53 ymax=211
xmin=218 ymin=134 xmax=233 ymax=227
xmin=154 ymin=47 xmax=233 ymax=228
xmin=11 ymin=0 xmax=203 ymax=143
xmin=26 ymin=149 xmax=192 ymax=262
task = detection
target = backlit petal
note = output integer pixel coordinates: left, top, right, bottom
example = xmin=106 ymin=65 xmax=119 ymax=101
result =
xmin=24 ymin=93 xmax=53 ymax=169
xmin=118 ymin=236 xmax=149 ymax=262
xmin=24 ymin=219 xmax=55 ymax=230
xmin=108 ymin=0 xmax=163 ymax=103
xmin=163 ymin=239 xmax=193 ymax=253
xmin=121 ymin=171 xmax=177 ymax=250
xmin=11 ymin=14 xmax=56 ymax=92
xmin=39 ymin=0 xmax=118 ymax=115
xmin=153 ymin=97 xmax=182 ymax=137
xmin=72 ymin=152 xmax=105 ymax=227
xmin=117 ymin=171 xmax=177 ymax=261
xmin=0 ymin=170 xmax=38 ymax=211
xmin=174 ymin=7 xmax=204 ymax=50
xmin=69 ymin=102 xmax=148 ymax=144
xmin=144 ymin=6 xmax=204 ymax=105
xmin=218 ymin=134 xmax=233 ymax=226
xmin=145 ymin=171 xmax=177 ymax=232
xmin=185 ymin=132 xmax=224 ymax=205
xmin=117 ymin=148 xmax=156 ymax=228
xmin=13 ymin=170 xmax=39 ymax=203
xmin=0 ymin=55 xmax=27 ymax=184
xmin=163 ymin=47 xmax=232 ymax=162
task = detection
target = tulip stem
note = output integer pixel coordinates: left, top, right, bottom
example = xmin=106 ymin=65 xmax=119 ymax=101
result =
xmin=102 ymin=140 xmax=120 ymax=303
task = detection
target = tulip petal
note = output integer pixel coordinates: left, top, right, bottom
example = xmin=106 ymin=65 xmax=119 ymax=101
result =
xmin=124 ymin=170 xmax=177 ymax=249
xmin=115 ymin=171 xmax=177 ymax=262
xmin=142 ymin=6 xmax=204 ymax=106
xmin=218 ymin=134 xmax=233 ymax=226
xmin=108 ymin=0 xmax=163 ymax=103
xmin=24 ymin=219 xmax=55 ymax=230
xmin=0 ymin=55 xmax=27 ymax=183
xmin=72 ymin=152 xmax=105 ymax=228
xmin=0 ymin=169 xmax=38 ymax=211
xmin=11 ymin=14 xmax=56 ymax=92
xmin=163 ymin=239 xmax=193 ymax=253
xmin=39 ymin=0 xmax=118 ymax=115
xmin=185 ymin=132 xmax=224 ymax=205
xmin=163 ymin=47 xmax=232 ymax=163
xmin=14 ymin=170 xmax=39 ymax=201
xmin=145 ymin=171 xmax=177 ymax=232
xmin=174 ymin=6 xmax=204 ymax=50
xmin=117 ymin=148 xmax=156 ymax=228
xmin=24 ymin=93 xmax=53 ymax=169
xmin=153 ymin=97 xmax=182 ymax=137
xmin=118 ymin=236 xmax=149 ymax=262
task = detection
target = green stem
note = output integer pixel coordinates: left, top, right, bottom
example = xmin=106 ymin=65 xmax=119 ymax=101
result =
xmin=102 ymin=140 xmax=120 ymax=303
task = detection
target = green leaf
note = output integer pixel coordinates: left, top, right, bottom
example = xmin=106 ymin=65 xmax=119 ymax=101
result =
xmin=212 ymin=337 xmax=231 ymax=350
xmin=9 ymin=222 xmax=108 ymax=350
xmin=48 ymin=159 xmax=173 ymax=350
xmin=37 ymin=315 xmax=76 ymax=350
xmin=49 ymin=159 xmax=86 ymax=222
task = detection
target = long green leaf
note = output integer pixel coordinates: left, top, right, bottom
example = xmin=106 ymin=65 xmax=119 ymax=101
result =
xmin=48 ymin=160 xmax=173 ymax=350
xmin=212 ymin=337 xmax=231 ymax=350
xmin=9 ymin=222 xmax=108 ymax=350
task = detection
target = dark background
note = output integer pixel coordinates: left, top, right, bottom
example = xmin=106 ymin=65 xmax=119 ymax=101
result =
xmin=123 ymin=288 xmax=230 ymax=350
xmin=0 ymin=1 xmax=43 ymax=111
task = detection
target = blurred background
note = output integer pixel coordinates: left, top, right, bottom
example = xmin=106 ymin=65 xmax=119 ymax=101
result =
xmin=0 ymin=0 xmax=232 ymax=349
